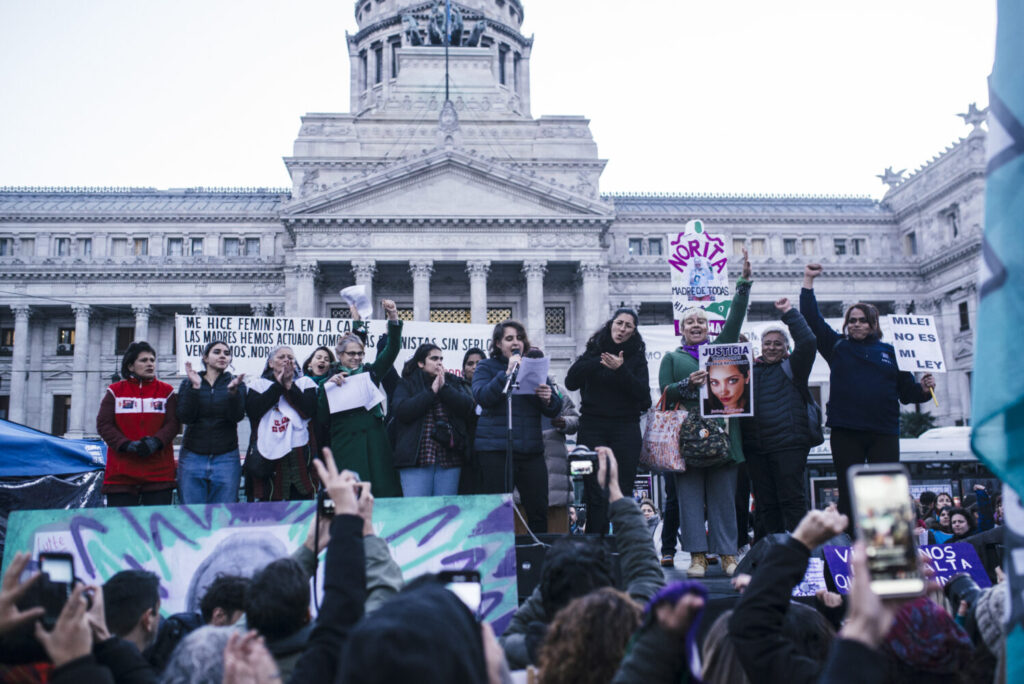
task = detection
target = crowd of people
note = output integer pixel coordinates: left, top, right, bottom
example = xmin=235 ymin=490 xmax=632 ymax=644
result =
xmin=3 ymin=258 xmax=1012 ymax=682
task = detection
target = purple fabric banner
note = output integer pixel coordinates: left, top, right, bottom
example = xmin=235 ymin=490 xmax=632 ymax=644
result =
xmin=823 ymin=543 xmax=992 ymax=594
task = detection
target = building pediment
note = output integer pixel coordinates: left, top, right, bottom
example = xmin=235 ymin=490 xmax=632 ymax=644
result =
xmin=281 ymin=148 xmax=613 ymax=223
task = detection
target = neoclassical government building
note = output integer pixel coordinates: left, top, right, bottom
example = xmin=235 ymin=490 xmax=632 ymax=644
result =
xmin=0 ymin=0 xmax=984 ymax=437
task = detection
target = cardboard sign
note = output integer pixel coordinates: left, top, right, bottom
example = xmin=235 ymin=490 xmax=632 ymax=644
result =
xmin=667 ymin=220 xmax=731 ymax=335
xmin=883 ymin=315 xmax=947 ymax=373
xmin=823 ymin=542 xmax=991 ymax=594
xmin=699 ymin=343 xmax=755 ymax=418
xmin=175 ymin=315 xmax=493 ymax=381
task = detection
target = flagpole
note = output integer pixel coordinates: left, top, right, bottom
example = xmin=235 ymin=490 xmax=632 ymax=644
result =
xmin=444 ymin=0 xmax=451 ymax=102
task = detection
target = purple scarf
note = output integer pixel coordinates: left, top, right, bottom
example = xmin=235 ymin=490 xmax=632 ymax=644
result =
xmin=644 ymin=581 xmax=709 ymax=682
xmin=682 ymin=340 xmax=707 ymax=360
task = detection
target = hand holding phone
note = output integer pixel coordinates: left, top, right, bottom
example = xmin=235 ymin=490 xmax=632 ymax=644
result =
xmin=439 ymin=570 xmax=482 ymax=618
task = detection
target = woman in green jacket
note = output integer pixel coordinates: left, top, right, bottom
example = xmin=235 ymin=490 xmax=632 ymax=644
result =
xmin=658 ymin=250 xmax=752 ymax=578
xmin=316 ymin=298 xmax=403 ymax=497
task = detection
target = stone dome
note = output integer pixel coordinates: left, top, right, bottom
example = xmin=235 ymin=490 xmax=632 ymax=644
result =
xmin=353 ymin=0 xmax=524 ymax=31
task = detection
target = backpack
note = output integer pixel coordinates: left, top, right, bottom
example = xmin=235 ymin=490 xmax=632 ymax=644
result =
xmin=780 ymin=359 xmax=825 ymax=447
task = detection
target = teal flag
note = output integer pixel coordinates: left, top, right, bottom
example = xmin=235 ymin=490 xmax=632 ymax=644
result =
xmin=971 ymin=2 xmax=1024 ymax=681
xmin=971 ymin=0 xmax=1024 ymax=498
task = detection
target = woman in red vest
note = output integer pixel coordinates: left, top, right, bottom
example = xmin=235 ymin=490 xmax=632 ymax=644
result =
xmin=97 ymin=341 xmax=181 ymax=506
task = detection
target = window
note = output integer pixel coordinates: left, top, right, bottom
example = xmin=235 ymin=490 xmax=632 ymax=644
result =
xmin=111 ymin=238 xmax=128 ymax=256
xmin=802 ymin=238 xmax=816 ymax=256
xmin=55 ymin=238 xmax=71 ymax=257
xmin=115 ymin=326 xmax=134 ymax=354
xmin=167 ymin=238 xmax=184 ymax=257
xmin=19 ymin=238 xmax=34 ymax=257
xmin=750 ymin=238 xmax=766 ymax=256
xmin=628 ymin=238 xmax=644 ymax=255
xmin=223 ymin=238 xmax=241 ymax=257
xmin=373 ymin=43 xmax=383 ymax=84
xmin=0 ymin=396 xmax=8 ymax=421
xmin=637 ymin=302 xmax=674 ymax=326
xmin=747 ymin=301 xmax=778 ymax=322
xmin=245 ymin=238 xmax=261 ymax=257
xmin=78 ymin=238 xmax=92 ymax=257
xmin=851 ymin=238 xmax=865 ymax=256
xmin=487 ymin=307 xmax=513 ymax=324
xmin=732 ymin=239 xmax=746 ymax=255
xmin=833 ymin=238 xmax=847 ymax=256
xmin=359 ymin=51 xmax=368 ymax=90
xmin=783 ymin=238 xmax=797 ymax=256
xmin=429 ymin=309 xmax=471 ymax=324
xmin=647 ymin=238 xmax=663 ymax=256
xmin=51 ymin=395 xmax=71 ymax=436
xmin=945 ymin=206 xmax=960 ymax=238
xmin=959 ymin=301 xmax=970 ymax=331
xmin=57 ymin=328 xmax=75 ymax=355
xmin=545 ymin=306 xmax=567 ymax=335
xmin=0 ymin=238 xmax=12 ymax=256
xmin=132 ymin=238 xmax=148 ymax=256
xmin=904 ymin=231 xmax=917 ymax=256
xmin=390 ymin=39 xmax=400 ymax=79
xmin=0 ymin=328 xmax=13 ymax=356
xmin=190 ymin=237 xmax=204 ymax=256
xmin=513 ymin=53 xmax=521 ymax=94
xmin=498 ymin=44 xmax=509 ymax=85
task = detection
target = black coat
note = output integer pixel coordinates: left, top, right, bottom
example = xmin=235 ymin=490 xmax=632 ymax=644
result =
xmin=564 ymin=330 xmax=651 ymax=421
xmin=176 ymin=372 xmax=246 ymax=455
xmin=391 ymin=371 xmax=476 ymax=468
xmin=472 ymin=356 xmax=563 ymax=454
xmin=740 ymin=308 xmax=817 ymax=453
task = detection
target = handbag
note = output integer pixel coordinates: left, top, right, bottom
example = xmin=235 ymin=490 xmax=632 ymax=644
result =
xmin=640 ymin=389 xmax=688 ymax=473
xmin=678 ymin=410 xmax=732 ymax=469
xmin=780 ymin=359 xmax=825 ymax=447
xmin=244 ymin=443 xmax=277 ymax=479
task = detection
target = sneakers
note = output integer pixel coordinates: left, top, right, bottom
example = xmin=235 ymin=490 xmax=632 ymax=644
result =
xmin=722 ymin=555 xmax=738 ymax=577
xmin=660 ymin=554 xmax=675 ymax=568
xmin=687 ymin=552 xmax=708 ymax=578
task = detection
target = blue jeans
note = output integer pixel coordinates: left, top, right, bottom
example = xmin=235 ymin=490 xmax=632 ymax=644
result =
xmin=177 ymin=448 xmax=241 ymax=504
xmin=399 ymin=464 xmax=462 ymax=497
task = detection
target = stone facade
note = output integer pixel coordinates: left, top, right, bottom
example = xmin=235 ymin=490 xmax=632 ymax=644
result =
xmin=0 ymin=0 xmax=982 ymax=435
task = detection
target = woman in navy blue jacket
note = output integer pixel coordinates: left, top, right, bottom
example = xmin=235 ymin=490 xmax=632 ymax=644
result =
xmin=472 ymin=320 xmax=563 ymax=532
xmin=800 ymin=263 xmax=936 ymax=520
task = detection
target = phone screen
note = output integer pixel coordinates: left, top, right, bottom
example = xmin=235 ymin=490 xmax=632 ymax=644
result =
xmin=850 ymin=469 xmax=924 ymax=596
xmin=440 ymin=571 xmax=481 ymax=614
xmin=569 ymin=460 xmax=594 ymax=476
xmin=41 ymin=557 xmax=73 ymax=585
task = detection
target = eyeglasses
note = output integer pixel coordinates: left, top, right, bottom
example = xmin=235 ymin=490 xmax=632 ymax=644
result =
xmin=342 ymin=351 xmax=365 ymax=358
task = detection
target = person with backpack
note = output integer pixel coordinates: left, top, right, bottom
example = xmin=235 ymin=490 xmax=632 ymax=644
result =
xmin=740 ymin=298 xmax=820 ymax=535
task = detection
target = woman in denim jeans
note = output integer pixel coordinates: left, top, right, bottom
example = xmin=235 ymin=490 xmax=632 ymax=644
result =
xmin=176 ymin=340 xmax=247 ymax=503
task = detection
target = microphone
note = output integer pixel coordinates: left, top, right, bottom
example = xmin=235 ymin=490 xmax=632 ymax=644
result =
xmin=504 ymin=349 xmax=522 ymax=394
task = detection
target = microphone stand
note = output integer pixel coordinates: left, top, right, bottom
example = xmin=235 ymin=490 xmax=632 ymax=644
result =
xmin=502 ymin=359 xmax=520 ymax=495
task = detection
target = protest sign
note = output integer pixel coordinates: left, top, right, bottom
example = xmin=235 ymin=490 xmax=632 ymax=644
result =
xmin=700 ymin=342 xmax=754 ymax=418
xmin=175 ymin=315 xmax=493 ymax=381
xmin=667 ymin=220 xmax=731 ymax=335
xmin=2 ymin=496 xmax=519 ymax=633
xmin=882 ymin=315 xmax=947 ymax=373
xmin=823 ymin=543 xmax=991 ymax=594
xmin=792 ymin=558 xmax=828 ymax=597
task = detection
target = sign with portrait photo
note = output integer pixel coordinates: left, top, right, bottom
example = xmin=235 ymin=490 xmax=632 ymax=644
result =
xmin=699 ymin=342 xmax=754 ymax=418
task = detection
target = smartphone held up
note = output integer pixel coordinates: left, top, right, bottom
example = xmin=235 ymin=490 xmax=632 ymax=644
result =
xmin=848 ymin=464 xmax=925 ymax=598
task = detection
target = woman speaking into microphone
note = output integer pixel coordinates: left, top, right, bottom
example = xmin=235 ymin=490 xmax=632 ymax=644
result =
xmin=472 ymin=320 xmax=563 ymax=532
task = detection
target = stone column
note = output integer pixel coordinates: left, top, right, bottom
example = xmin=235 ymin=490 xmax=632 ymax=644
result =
xmin=351 ymin=259 xmax=377 ymax=317
xmin=8 ymin=305 xmax=32 ymax=425
xmin=523 ymin=260 xmax=547 ymax=350
xmin=288 ymin=264 xmax=319 ymax=317
xmin=410 ymin=260 xmax=434 ymax=321
xmin=132 ymin=304 xmax=151 ymax=343
xmin=466 ymin=260 xmax=491 ymax=324
xmin=66 ymin=304 xmax=91 ymax=438
xmin=579 ymin=262 xmax=606 ymax=350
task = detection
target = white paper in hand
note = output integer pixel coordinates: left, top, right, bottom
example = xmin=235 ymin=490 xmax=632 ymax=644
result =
xmin=512 ymin=356 xmax=550 ymax=395
xmin=324 ymin=373 xmax=383 ymax=413
xmin=340 ymin=285 xmax=373 ymax=320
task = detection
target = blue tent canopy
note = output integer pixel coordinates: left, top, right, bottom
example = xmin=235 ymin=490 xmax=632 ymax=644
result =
xmin=0 ymin=419 xmax=106 ymax=477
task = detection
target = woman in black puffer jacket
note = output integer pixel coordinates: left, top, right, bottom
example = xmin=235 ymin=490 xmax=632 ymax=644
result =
xmin=565 ymin=308 xmax=651 ymax=535
xmin=740 ymin=298 xmax=817 ymax=534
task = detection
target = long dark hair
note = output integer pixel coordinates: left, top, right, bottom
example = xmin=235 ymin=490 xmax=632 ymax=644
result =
xmin=302 ymin=346 xmax=336 ymax=376
xmin=489 ymin=320 xmax=531 ymax=359
xmin=120 ymin=341 xmax=157 ymax=379
xmin=585 ymin=308 xmax=645 ymax=356
xmin=402 ymin=343 xmax=441 ymax=378
xmin=200 ymin=340 xmax=231 ymax=369
xmin=843 ymin=302 xmax=882 ymax=339
xmin=705 ymin=361 xmax=751 ymax=412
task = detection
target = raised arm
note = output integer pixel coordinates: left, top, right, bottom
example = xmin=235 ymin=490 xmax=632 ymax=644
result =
xmin=799 ymin=264 xmax=842 ymax=360
xmin=780 ymin=300 xmax=817 ymax=384
xmin=368 ymin=300 xmax=403 ymax=377
xmin=716 ymin=248 xmax=752 ymax=344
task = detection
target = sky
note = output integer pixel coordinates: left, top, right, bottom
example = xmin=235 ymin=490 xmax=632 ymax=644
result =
xmin=0 ymin=1 xmax=996 ymax=198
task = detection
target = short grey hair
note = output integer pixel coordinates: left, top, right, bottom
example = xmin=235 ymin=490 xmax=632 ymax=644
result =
xmin=760 ymin=326 xmax=791 ymax=348
xmin=159 ymin=625 xmax=234 ymax=684
xmin=678 ymin=307 xmax=708 ymax=323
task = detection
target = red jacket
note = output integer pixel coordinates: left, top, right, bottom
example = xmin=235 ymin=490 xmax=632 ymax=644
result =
xmin=96 ymin=378 xmax=180 ymax=491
